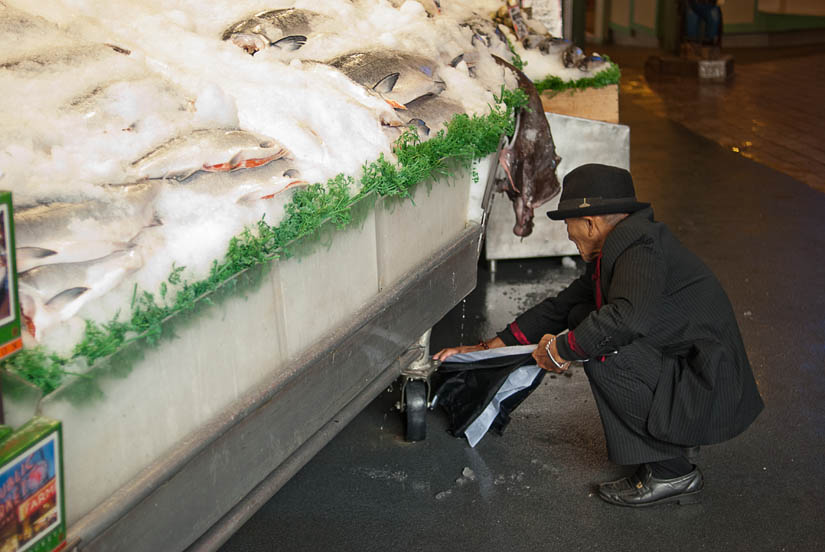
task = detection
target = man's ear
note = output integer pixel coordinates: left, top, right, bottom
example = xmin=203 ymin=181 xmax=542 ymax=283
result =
xmin=584 ymin=216 xmax=595 ymax=235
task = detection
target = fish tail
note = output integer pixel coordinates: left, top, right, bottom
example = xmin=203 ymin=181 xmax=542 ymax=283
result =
xmin=261 ymin=180 xmax=309 ymax=200
xmin=385 ymin=99 xmax=407 ymax=110
xmin=498 ymin=150 xmax=520 ymax=194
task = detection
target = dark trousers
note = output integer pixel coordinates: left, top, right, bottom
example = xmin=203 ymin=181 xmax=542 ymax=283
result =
xmin=685 ymin=1 xmax=721 ymax=43
xmin=569 ymin=304 xmax=693 ymax=465
xmin=584 ymin=355 xmax=694 ymax=465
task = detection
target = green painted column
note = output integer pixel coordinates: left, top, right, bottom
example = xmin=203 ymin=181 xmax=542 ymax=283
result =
xmin=574 ymin=0 xmax=587 ymax=45
xmin=659 ymin=0 xmax=681 ymax=54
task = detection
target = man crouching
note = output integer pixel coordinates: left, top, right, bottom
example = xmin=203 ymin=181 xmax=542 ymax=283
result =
xmin=434 ymin=163 xmax=763 ymax=507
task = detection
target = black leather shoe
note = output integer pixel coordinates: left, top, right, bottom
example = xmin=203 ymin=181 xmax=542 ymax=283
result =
xmin=597 ymin=464 xmax=703 ymax=507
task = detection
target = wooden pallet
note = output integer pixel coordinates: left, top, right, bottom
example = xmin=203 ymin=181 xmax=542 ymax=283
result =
xmin=539 ymin=84 xmax=619 ymax=124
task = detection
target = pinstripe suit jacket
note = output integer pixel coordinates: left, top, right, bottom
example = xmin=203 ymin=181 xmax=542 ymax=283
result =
xmin=498 ymin=207 xmax=764 ymax=446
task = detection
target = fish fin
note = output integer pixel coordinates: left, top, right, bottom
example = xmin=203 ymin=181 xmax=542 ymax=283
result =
xmin=170 ymin=168 xmax=201 ymax=181
xmin=203 ymin=161 xmax=234 ymax=171
xmin=237 ymin=180 xmax=309 ymax=203
xmin=498 ymin=148 xmax=520 ymax=194
xmin=18 ymin=247 xmax=58 ymax=259
xmin=284 ymin=180 xmax=309 ymax=191
xmin=204 ymin=150 xmax=245 ymax=172
xmin=373 ymin=73 xmax=400 ymax=94
xmin=104 ymin=43 xmax=131 ymax=55
xmin=471 ymin=33 xmax=490 ymax=48
xmin=217 ymin=151 xmax=245 ymax=172
xmin=45 ymin=287 xmax=89 ymax=308
xmin=237 ymin=152 xmax=283 ymax=170
xmin=272 ymin=35 xmax=307 ymax=51
xmin=385 ymin=98 xmax=407 ymax=110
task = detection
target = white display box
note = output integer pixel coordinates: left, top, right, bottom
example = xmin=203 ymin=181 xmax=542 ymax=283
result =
xmin=12 ymin=161 xmax=489 ymax=527
xmin=485 ymin=113 xmax=631 ymax=262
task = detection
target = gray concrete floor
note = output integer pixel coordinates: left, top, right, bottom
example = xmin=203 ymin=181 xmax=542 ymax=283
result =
xmin=220 ymin=47 xmax=825 ymax=551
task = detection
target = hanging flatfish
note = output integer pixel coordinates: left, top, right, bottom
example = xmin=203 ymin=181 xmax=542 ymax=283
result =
xmin=492 ymin=55 xmax=562 ymax=237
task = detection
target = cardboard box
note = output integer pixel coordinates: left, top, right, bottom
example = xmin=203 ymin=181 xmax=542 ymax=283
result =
xmin=540 ymin=84 xmax=619 ymax=124
xmin=0 ymin=418 xmax=65 ymax=552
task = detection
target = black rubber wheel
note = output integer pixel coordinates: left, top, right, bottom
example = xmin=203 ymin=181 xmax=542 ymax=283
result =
xmin=404 ymin=380 xmax=427 ymax=442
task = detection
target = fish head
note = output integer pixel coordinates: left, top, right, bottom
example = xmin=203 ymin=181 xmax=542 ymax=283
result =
xmin=522 ymin=34 xmax=544 ymax=50
xmin=17 ymin=285 xmax=44 ymax=338
xmin=506 ymin=188 xmax=534 ymax=237
xmin=217 ymin=130 xmax=289 ymax=169
xmin=230 ymin=33 xmax=268 ymax=55
xmin=470 ymin=32 xmax=491 ymax=49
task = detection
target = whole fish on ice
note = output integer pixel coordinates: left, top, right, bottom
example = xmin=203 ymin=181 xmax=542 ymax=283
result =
xmin=562 ymin=45 xmax=585 ymax=68
xmin=180 ymin=158 xmax=309 ymax=203
xmin=402 ymin=94 xmax=465 ymax=138
xmin=576 ymin=53 xmax=608 ymax=73
xmin=326 ymin=50 xmax=446 ymax=109
xmin=128 ymin=129 xmax=289 ymax=182
xmin=14 ymin=182 xmax=160 ymax=271
xmin=460 ymin=15 xmax=508 ymax=50
xmin=19 ymin=249 xmax=144 ymax=340
xmin=0 ymin=42 xmax=129 ymax=74
xmin=539 ymin=37 xmax=572 ymax=56
xmin=222 ymin=8 xmax=328 ymax=55
xmin=492 ymin=55 xmax=562 ymax=237
xmin=0 ymin=2 xmax=76 ymax=64
xmin=522 ymin=34 xmax=545 ymax=50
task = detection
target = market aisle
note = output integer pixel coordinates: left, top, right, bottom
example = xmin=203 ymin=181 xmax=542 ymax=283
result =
xmin=605 ymin=44 xmax=825 ymax=193
xmin=219 ymin=54 xmax=825 ymax=552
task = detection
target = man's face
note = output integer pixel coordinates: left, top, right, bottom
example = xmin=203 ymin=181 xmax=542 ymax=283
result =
xmin=565 ymin=217 xmax=598 ymax=261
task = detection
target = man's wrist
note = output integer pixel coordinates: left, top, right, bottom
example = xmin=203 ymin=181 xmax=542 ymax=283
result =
xmin=556 ymin=331 xmax=586 ymax=361
xmin=544 ymin=336 xmax=567 ymax=369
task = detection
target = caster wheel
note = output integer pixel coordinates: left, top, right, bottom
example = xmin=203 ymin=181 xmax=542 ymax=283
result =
xmin=404 ymin=380 xmax=427 ymax=442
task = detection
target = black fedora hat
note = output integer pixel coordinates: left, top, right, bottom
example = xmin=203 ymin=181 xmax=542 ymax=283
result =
xmin=546 ymin=163 xmax=649 ymax=220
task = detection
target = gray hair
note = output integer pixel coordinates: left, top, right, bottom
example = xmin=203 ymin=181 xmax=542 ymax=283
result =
xmin=599 ymin=213 xmax=630 ymax=228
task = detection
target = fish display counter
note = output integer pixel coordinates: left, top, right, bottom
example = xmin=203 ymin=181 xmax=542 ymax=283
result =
xmin=0 ymin=0 xmax=621 ymax=549
xmin=3 ymin=154 xmax=496 ymax=551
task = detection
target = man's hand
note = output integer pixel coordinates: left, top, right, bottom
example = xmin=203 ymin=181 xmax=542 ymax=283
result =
xmin=433 ymin=337 xmax=505 ymax=361
xmin=533 ymin=333 xmax=571 ymax=373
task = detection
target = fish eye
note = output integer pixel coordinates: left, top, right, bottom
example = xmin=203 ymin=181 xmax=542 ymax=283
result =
xmin=259 ymin=140 xmax=275 ymax=148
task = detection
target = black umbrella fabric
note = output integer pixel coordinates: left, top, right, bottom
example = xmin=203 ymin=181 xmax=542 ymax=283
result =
xmin=432 ymin=345 xmax=544 ymax=446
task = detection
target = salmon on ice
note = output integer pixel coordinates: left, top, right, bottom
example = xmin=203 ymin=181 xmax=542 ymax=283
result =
xmin=19 ymin=249 xmax=144 ymax=341
xmin=128 ymin=129 xmax=290 ymax=182
xmin=14 ymin=182 xmax=160 ymax=271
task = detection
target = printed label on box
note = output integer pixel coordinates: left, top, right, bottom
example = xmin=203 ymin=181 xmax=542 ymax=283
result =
xmin=0 ymin=432 xmax=63 ymax=552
